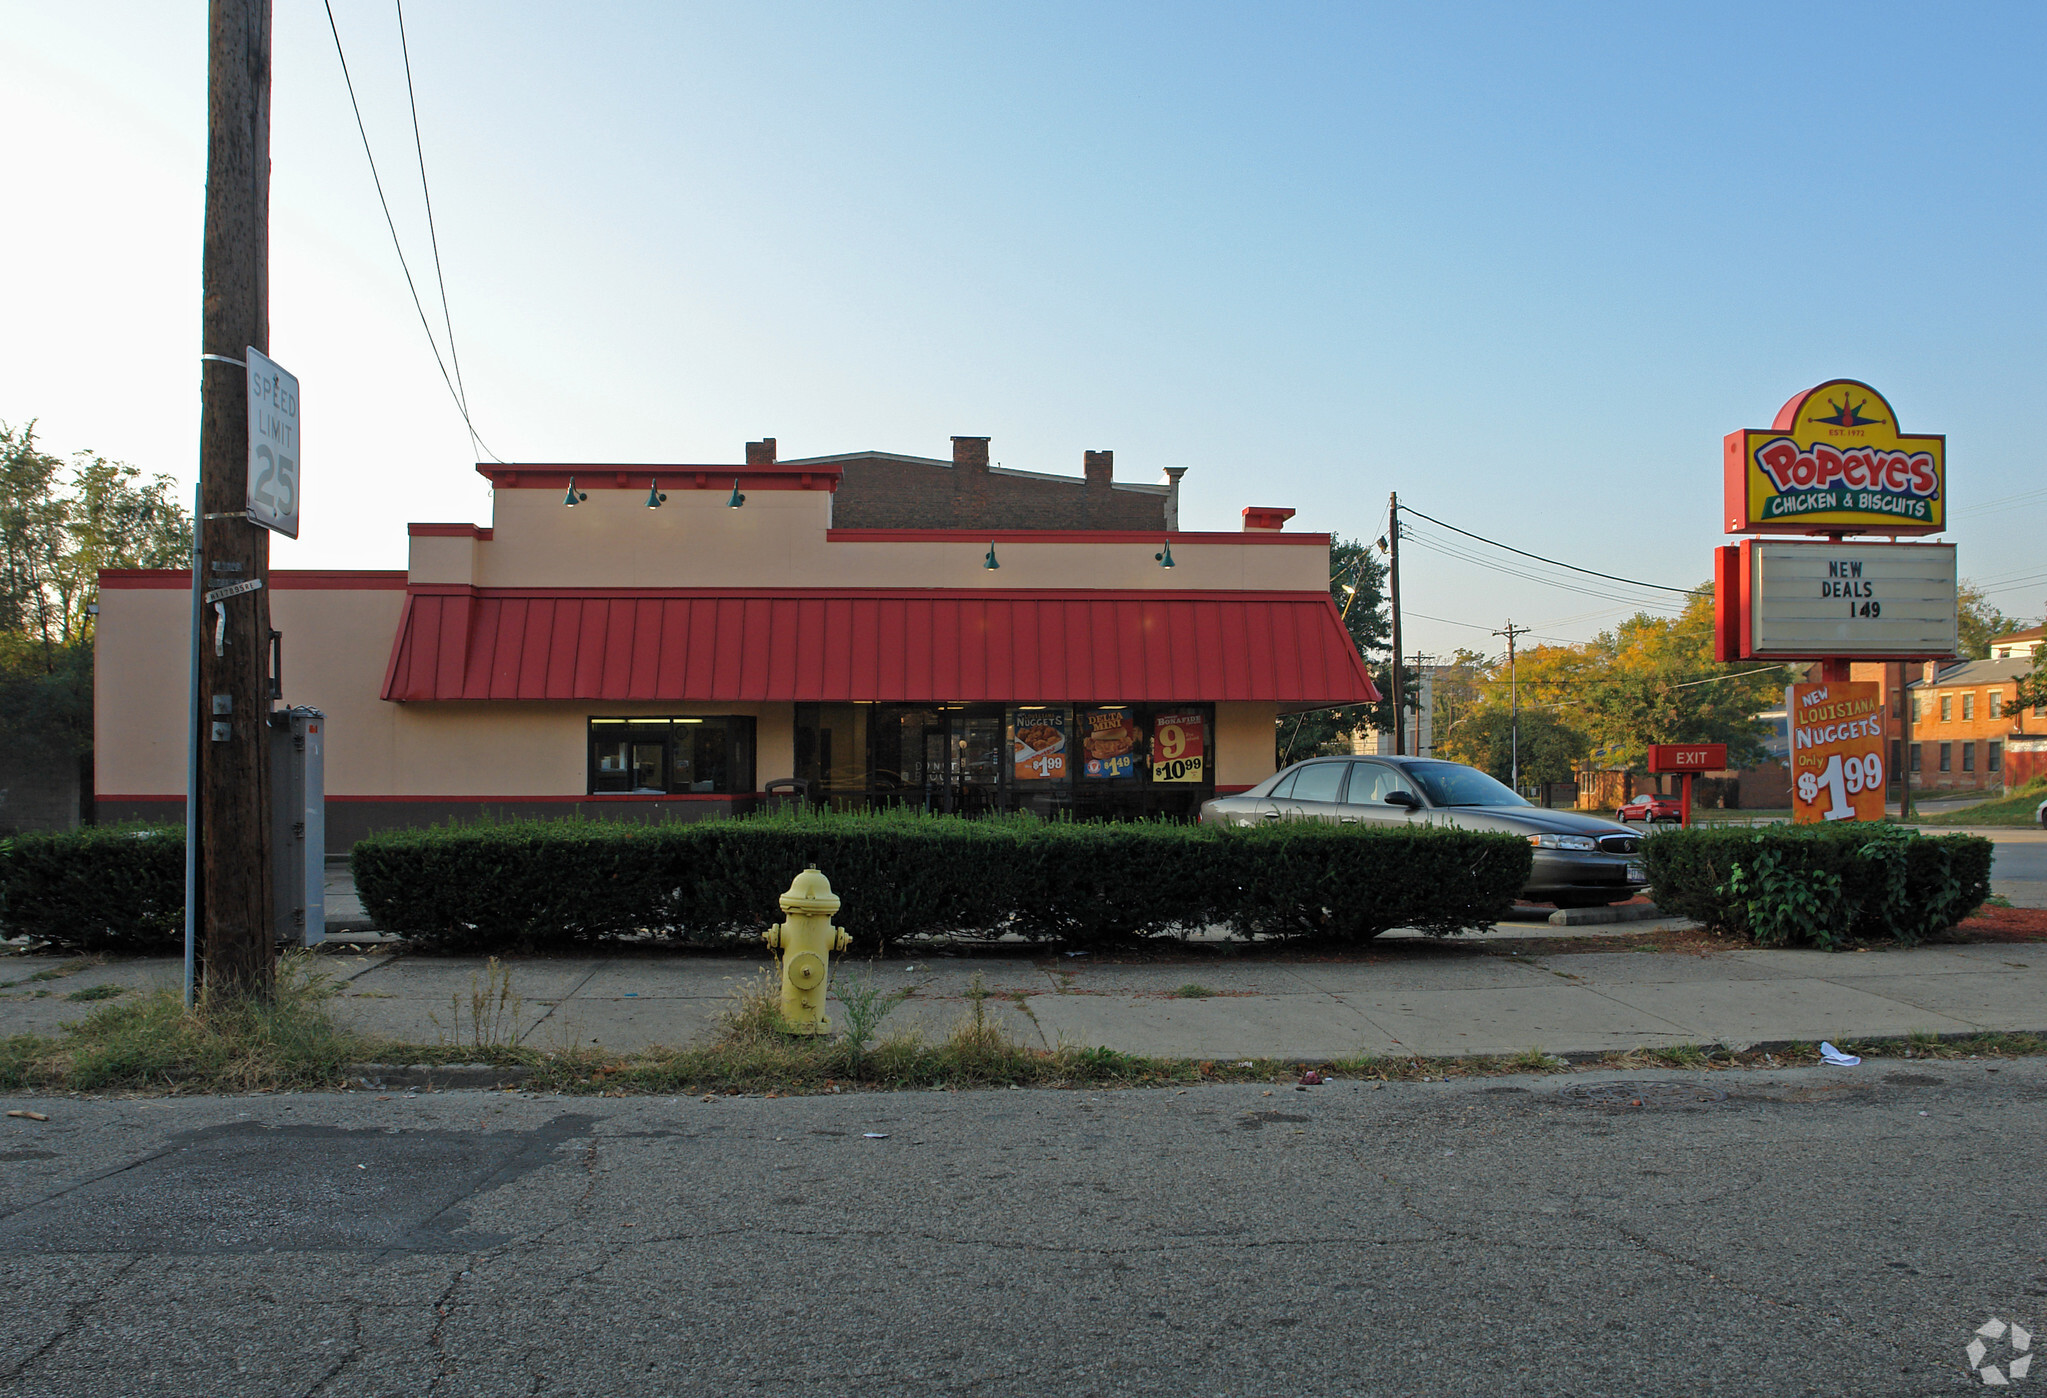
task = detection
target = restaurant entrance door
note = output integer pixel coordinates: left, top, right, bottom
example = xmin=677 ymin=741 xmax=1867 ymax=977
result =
xmin=881 ymin=706 xmax=1004 ymax=815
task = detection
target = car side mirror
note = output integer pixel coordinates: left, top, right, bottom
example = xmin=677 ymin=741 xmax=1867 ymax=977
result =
xmin=1384 ymin=790 xmax=1420 ymax=809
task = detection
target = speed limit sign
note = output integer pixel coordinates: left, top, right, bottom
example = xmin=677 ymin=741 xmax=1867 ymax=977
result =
xmin=244 ymin=346 xmax=300 ymax=538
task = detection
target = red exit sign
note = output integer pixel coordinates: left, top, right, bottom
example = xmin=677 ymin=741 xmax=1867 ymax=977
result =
xmin=1647 ymin=744 xmax=1728 ymax=773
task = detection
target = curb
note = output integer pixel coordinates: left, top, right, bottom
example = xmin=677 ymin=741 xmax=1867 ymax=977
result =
xmin=343 ymin=1063 xmax=531 ymax=1090
xmin=1500 ymin=902 xmax=1669 ymax=927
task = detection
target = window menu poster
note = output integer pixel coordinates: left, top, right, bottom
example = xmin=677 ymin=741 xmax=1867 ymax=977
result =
xmin=1080 ymin=708 xmax=1141 ymax=779
xmin=1011 ymin=709 xmax=1068 ymax=781
xmin=1150 ymin=710 xmax=1206 ymax=782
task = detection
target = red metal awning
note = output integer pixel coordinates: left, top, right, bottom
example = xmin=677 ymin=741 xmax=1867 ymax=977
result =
xmin=380 ymin=588 xmax=1379 ymax=707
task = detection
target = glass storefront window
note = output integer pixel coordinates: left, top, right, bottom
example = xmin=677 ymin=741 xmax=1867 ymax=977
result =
xmin=795 ymin=702 xmax=1215 ymax=820
xmin=587 ymin=717 xmax=755 ymax=794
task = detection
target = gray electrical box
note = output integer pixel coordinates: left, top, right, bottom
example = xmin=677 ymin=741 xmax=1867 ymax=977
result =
xmin=269 ymin=705 xmax=326 ymax=947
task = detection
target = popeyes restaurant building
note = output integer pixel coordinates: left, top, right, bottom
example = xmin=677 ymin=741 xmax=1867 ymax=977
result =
xmin=95 ymin=445 xmax=1377 ymax=851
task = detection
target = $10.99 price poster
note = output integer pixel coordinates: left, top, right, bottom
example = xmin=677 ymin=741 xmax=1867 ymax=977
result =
xmin=1787 ymin=681 xmax=1885 ymax=823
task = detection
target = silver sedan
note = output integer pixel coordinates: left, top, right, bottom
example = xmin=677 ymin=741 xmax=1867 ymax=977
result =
xmin=1200 ymin=754 xmax=1650 ymax=909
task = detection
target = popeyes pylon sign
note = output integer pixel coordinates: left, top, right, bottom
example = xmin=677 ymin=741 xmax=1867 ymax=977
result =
xmin=1724 ymin=379 xmax=1945 ymax=536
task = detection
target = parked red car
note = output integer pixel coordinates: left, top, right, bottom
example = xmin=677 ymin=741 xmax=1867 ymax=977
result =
xmin=1617 ymin=793 xmax=1683 ymax=824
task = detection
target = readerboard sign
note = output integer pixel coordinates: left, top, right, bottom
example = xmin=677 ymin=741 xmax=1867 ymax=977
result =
xmin=245 ymin=346 xmax=300 ymax=538
xmin=1724 ymin=380 xmax=1944 ymax=536
xmin=1787 ymin=681 xmax=1886 ymax=823
xmin=1743 ymin=540 xmax=1957 ymax=660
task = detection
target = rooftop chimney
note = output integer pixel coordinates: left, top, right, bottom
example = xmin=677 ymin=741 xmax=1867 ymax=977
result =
xmin=1161 ymin=466 xmax=1188 ymax=531
xmin=746 ymin=438 xmax=776 ymax=466
xmin=1083 ymin=450 xmax=1113 ymax=487
xmin=1241 ymin=506 xmax=1295 ymax=532
xmin=951 ymin=436 xmax=990 ymax=471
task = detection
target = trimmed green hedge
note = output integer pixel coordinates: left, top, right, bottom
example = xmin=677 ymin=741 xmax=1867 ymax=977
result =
xmin=0 ymin=823 xmax=184 ymax=952
xmin=351 ymin=810 xmax=1533 ymax=952
xmin=1643 ymin=823 xmax=1993 ymax=949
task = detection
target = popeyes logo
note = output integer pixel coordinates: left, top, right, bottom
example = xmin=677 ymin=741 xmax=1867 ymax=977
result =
xmin=1725 ymin=380 xmax=1945 ymax=536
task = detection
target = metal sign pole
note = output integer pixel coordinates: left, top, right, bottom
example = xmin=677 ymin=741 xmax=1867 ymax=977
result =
xmin=184 ymin=483 xmax=202 ymax=1009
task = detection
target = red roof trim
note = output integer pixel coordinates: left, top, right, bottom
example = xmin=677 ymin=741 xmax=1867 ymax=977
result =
xmin=386 ymin=586 xmax=1338 ymax=602
xmin=408 ymin=522 xmax=494 ymax=539
xmin=98 ymin=569 xmax=409 ymax=590
xmin=478 ymin=464 xmax=840 ymax=493
xmin=826 ymin=528 xmax=1328 ymax=546
xmin=381 ymin=587 xmax=1378 ymax=706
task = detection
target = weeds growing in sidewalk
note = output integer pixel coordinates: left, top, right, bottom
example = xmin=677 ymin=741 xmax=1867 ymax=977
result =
xmin=1 ymin=954 xmax=2043 ymax=1097
xmin=430 ymin=956 xmax=524 ymax=1050
xmin=833 ymin=967 xmax=907 ymax=1056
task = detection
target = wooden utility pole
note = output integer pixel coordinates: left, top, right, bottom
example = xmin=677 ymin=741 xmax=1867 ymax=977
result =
xmin=196 ymin=0 xmax=275 ymax=995
xmin=1387 ymin=492 xmax=1404 ymax=755
xmin=1493 ymin=621 xmax=1527 ymax=790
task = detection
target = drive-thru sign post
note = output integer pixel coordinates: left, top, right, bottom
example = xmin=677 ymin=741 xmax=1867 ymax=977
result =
xmin=1646 ymin=744 xmax=1727 ymax=828
xmin=1713 ymin=380 xmax=1959 ymax=824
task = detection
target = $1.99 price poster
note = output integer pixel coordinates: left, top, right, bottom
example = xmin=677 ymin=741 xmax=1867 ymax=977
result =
xmin=1787 ymin=681 xmax=1885 ymax=824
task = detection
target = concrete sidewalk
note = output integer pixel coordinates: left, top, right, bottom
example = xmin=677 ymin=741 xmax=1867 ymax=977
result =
xmin=5 ymin=932 xmax=2040 ymax=1061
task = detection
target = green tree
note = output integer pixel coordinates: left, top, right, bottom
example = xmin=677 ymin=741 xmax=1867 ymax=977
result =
xmin=0 ymin=421 xmax=191 ymax=763
xmin=1574 ymin=589 xmax=1779 ymax=769
xmin=1426 ymin=647 xmax=1490 ymax=755
xmin=1276 ymin=536 xmax=1394 ymax=762
xmin=1446 ymin=586 xmax=1779 ymax=779
xmin=1957 ymin=582 xmax=2025 ymax=660
xmin=2017 ymin=643 xmax=2047 ymax=713
xmin=1435 ymin=707 xmax=1588 ymax=788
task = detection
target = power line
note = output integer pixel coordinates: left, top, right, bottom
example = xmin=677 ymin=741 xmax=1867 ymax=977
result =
xmin=321 ymin=0 xmax=501 ymax=461
xmin=1403 ymin=504 xmax=1704 ymax=597
xmin=394 ymin=0 xmax=484 ymax=461
xmin=1402 ymin=528 xmax=1684 ymax=612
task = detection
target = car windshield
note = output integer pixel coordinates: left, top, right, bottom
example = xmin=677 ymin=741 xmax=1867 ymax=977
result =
xmin=1402 ymin=761 xmax=1529 ymax=808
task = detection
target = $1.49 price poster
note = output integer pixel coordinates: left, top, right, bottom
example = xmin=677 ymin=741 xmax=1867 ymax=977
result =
xmin=1787 ymin=681 xmax=1885 ymax=823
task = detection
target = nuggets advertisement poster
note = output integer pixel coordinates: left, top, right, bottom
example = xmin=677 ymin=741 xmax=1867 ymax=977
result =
xmin=1787 ymin=681 xmax=1886 ymax=824
xmin=1011 ymin=710 xmax=1067 ymax=781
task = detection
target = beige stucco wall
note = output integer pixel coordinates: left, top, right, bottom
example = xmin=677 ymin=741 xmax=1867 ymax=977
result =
xmin=1215 ymin=702 xmax=1280 ymax=789
xmin=94 ymin=582 xmax=796 ymax=798
xmin=441 ymin=487 xmax=1328 ymax=592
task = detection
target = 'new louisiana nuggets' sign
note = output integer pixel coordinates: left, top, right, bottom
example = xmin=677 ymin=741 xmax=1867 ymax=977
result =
xmin=1723 ymin=380 xmax=1944 ymax=536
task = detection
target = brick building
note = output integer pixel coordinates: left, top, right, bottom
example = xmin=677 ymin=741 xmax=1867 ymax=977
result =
xmin=792 ymin=436 xmax=1186 ymax=531
xmin=1906 ymin=656 xmax=2047 ymax=792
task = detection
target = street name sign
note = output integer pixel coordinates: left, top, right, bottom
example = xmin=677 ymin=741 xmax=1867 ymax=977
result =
xmin=245 ymin=346 xmax=300 ymax=538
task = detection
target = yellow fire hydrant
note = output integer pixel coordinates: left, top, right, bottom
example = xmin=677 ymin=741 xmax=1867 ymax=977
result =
xmin=761 ymin=865 xmax=850 ymax=1035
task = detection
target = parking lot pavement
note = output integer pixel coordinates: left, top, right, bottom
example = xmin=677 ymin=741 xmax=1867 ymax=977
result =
xmin=4 ymin=928 xmax=2040 ymax=1060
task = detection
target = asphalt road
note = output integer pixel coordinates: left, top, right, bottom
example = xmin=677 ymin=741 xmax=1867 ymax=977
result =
xmin=1 ymin=1063 xmax=2042 ymax=1397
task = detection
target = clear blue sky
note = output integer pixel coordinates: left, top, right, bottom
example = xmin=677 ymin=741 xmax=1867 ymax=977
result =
xmin=4 ymin=2 xmax=2043 ymax=659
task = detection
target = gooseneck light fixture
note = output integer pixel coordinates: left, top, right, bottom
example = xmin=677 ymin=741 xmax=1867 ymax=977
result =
xmin=984 ymin=543 xmax=1000 ymax=570
xmin=727 ymin=478 xmax=746 ymax=509
xmin=646 ymin=477 xmax=667 ymax=509
xmin=563 ymin=477 xmax=588 ymax=507
xmin=1155 ymin=540 xmax=1175 ymax=569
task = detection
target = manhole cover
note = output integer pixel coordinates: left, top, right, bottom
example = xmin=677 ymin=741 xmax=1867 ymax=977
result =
xmin=1555 ymin=1081 xmax=1728 ymax=1109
